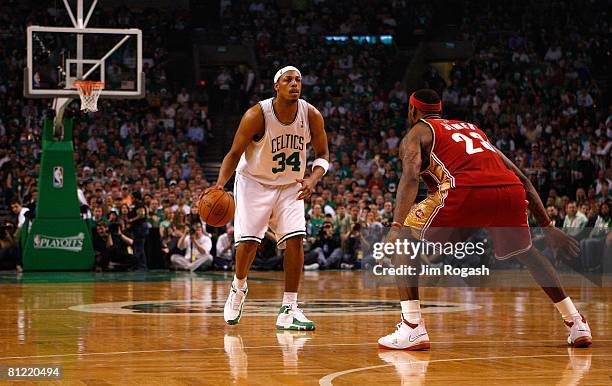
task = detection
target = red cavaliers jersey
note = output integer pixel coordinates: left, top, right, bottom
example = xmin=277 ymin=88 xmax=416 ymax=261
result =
xmin=419 ymin=118 xmax=521 ymax=192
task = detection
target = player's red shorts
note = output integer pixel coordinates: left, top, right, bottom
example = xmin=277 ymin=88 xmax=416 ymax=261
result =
xmin=403 ymin=184 xmax=532 ymax=259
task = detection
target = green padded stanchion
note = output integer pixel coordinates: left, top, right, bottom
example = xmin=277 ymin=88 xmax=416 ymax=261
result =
xmin=22 ymin=118 xmax=94 ymax=270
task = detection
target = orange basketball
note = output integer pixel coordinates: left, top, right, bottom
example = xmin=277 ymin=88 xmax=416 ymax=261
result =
xmin=198 ymin=189 xmax=235 ymax=227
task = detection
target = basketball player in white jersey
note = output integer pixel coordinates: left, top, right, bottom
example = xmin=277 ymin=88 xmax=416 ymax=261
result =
xmin=204 ymin=66 xmax=329 ymax=330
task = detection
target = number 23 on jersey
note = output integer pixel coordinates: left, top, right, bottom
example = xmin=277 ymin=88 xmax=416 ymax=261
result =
xmin=452 ymin=131 xmax=496 ymax=155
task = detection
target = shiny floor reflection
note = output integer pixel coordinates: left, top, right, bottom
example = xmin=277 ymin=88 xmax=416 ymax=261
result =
xmin=0 ymin=271 xmax=609 ymax=385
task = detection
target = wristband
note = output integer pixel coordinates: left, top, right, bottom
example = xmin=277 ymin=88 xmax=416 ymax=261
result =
xmin=312 ymin=158 xmax=329 ymax=175
xmin=391 ymin=221 xmax=403 ymax=228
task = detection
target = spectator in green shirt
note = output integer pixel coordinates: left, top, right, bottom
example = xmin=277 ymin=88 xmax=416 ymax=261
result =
xmin=309 ymin=205 xmax=325 ymax=239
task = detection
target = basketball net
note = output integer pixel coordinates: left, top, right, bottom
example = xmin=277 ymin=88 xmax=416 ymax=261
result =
xmin=74 ymin=80 xmax=104 ymax=113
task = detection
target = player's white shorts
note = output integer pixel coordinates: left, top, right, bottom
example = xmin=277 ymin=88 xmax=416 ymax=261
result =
xmin=233 ymin=173 xmax=306 ymax=249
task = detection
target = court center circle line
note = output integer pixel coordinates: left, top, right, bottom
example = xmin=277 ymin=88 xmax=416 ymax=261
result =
xmin=318 ymin=353 xmax=611 ymax=386
xmin=68 ymin=298 xmax=481 ymax=316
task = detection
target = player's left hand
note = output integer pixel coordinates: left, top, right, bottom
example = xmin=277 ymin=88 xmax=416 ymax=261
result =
xmin=384 ymin=227 xmax=401 ymax=245
xmin=296 ymin=177 xmax=317 ymax=200
xmin=543 ymin=225 xmax=580 ymax=259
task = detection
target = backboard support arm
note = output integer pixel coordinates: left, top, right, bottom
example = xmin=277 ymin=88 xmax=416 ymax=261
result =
xmin=56 ymin=0 xmax=102 ymax=139
xmin=62 ymin=0 xmax=78 ymax=28
xmin=52 ymin=97 xmax=73 ymax=139
xmin=63 ymin=0 xmax=98 ymax=29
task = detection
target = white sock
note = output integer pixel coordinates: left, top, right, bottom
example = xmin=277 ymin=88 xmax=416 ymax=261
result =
xmin=401 ymin=300 xmax=421 ymax=323
xmin=233 ymin=275 xmax=247 ymax=290
xmin=554 ymin=297 xmax=580 ymax=321
xmin=282 ymin=292 xmax=298 ymax=307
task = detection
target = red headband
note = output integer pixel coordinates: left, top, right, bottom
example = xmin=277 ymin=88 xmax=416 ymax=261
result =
xmin=409 ymin=93 xmax=442 ymax=112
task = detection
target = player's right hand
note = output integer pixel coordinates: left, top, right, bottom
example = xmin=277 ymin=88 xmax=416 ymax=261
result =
xmin=543 ymin=225 xmax=580 ymax=259
xmin=204 ymin=184 xmax=224 ymax=194
xmin=200 ymin=184 xmax=224 ymax=203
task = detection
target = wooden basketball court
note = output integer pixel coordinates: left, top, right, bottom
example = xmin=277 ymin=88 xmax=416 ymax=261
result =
xmin=0 ymin=271 xmax=609 ymax=384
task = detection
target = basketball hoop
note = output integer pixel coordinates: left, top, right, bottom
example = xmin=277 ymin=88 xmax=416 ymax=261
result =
xmin=73 ymin=80 xmax=104 ymax=112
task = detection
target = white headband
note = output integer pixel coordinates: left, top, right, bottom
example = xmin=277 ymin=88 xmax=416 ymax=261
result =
xmin=274 ymin=66 xmax=301 ymax=83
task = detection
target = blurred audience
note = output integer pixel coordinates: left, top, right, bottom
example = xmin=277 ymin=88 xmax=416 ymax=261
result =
xmin=1 ymin=0 xmax=609 ymax=272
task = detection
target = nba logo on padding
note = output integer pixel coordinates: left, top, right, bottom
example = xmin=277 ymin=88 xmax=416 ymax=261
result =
xmin=53 ymin=166 xmax=64 ymax=188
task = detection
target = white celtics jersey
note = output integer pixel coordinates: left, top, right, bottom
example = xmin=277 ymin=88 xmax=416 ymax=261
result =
xmin=237 ymin=98 xmax=311 ymax=185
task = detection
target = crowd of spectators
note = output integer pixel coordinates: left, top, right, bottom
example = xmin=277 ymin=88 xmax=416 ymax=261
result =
xmin=252 ymin=1 xmax=609 ymax=267
xmin=430 ymin=0 xmax=611 ymax=269
xmin=216 ymin=0 xmax=415 ymax=270
xmin=1 ymin=0 xmax=610 ymax=273
xmin=216 ymin=0 xmax=610 ymax=271
xmin=219 ymin=0 xmax=425 ymax=46
xmin=0 ymin=1 xmax=219 ymax=271
xmin=433 ymin=1 xmax=610 ymax=201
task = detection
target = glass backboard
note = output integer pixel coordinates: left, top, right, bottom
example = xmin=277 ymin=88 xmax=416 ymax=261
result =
xmin=25 ymin=26 xmax=144 ymax=99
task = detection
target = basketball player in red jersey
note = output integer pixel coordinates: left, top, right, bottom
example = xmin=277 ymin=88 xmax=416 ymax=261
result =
xmin=378 ymin=89 xmax=592 ymax=350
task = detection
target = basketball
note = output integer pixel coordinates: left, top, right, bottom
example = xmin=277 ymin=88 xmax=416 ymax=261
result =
xmin=198 ymin=189 xmax=234 ymax=227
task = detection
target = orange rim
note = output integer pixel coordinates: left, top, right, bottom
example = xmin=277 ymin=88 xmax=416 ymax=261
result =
xmin=73 ymin=80 xmax=105 ymax=95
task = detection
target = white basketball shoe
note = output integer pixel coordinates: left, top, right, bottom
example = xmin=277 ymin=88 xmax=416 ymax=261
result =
xmin=564 ymin=314 xmax=592 ymax=348
xmin=276 ymin=304 xmax=316 ymax=331
xmin=378 ymin=316 xmax=430 ymax=350
xmin=224 ymin=282 xmax=248 ymax=325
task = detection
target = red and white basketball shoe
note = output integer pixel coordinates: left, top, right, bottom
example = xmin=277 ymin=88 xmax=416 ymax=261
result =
xmin=378 ymin=316 xmax=430 ymax=350
xmin=564 ymin=314 xmax=592 ymax=348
